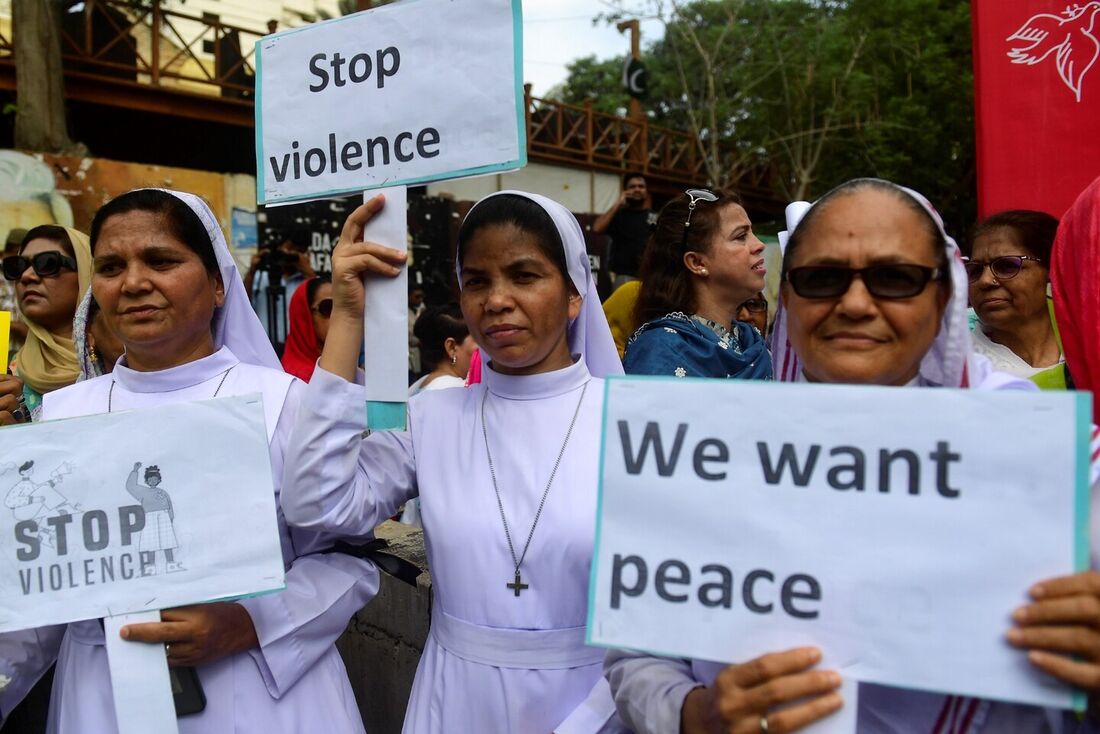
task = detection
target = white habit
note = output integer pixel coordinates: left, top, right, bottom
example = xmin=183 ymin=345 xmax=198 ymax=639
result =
xmin=284 ymin=358 xmax=621 ymax=734
xmin=0 ymin=347 xmax=379 ymax=734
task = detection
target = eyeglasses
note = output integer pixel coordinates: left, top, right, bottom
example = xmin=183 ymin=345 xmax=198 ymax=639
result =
xmin=961 ymin=255 xmax=1043 ymax=284
xmin=312 ymin=298 xmax=333 ymax=318
xmin=2 ymin=251 xmax=78 ymax=281
xmin=680 ymin=188 xmax=719 ymax=250
xmin=738 ymin=298 xmax=768 ymax=313
xmin=785 ymin=264 xmax=943 ymax=299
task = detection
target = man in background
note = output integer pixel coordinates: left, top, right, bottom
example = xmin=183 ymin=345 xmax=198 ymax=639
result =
xmin=408 ymin=285 xmax=426 ymax=380
xmin=593 ymin=173 xmax=656 ymax=289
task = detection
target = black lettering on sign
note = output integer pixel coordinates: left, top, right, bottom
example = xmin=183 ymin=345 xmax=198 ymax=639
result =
xmin=698 ymin=564 xmax=732 ymax=608
xmin=306 ymin=47 xmax=402 ymax=93
xmin=82 ymin=510 xmax=110 ymax=552
xmin=348 ymin=52 xmax=373 ymax=83
xmin=827 ymin=447 xmax=865 ymax=491
xmin=609 ymin=556 xmax=823 ymax=620
xmin=610 ymin=554 xmax=648 ymax=609
xmin=308 ymin=53 xmax=328 ymax=92
xmin=618 ymin=422 xmax=687 ymax=476
xmin=758 ymin=443 xmax=820 ymax=486
xmin=753 ymin=441 xmax=962 ymax=498
xmin=692 ymin=438 xmax=730 ymax=481
xmin=655 ymin=560 xmax=690 ymax=602
xmin=879 ymin=449 xmax=920 ymax=495
xmin=15 ymin=520 xmax=40 ymax=561
xmin=119 ymin=505 xmax=146 ymax=546
xmin=930 ymin=441 xmax=962 ymax=498
xmin=46 ymin=514 xmax=74 ymax=555
xmin=743 ymin=569 xmax=775 ymax=613
xmin=417 ymin=128 xmax=440 ymax=158
xmin=342 ymin=141 xmax=363 ymax=171
xmin=377 ymin=47 xmax=400 ymax=88
xmin=268 ymin=127 xmax=445 ymax=182
xmin=366 ymin=136 xmax=390 ymax=167
xmin=781 ymin=574 xmax=822 ymax=619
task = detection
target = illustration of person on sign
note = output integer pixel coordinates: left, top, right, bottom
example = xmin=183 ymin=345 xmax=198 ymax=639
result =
xmin=127 ymin=462 xmax=183 ymax=574
xmin=3 ymin=460 xmax=77 ymax=547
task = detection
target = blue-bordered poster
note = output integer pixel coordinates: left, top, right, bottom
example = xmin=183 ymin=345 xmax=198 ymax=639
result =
xmin=254 ymin=0 xmax=526 ymax=205
xmin=0 ymin=395 xmax=284 ymax=631
xmin=587 ymin=377 xmax=1092 ymax=711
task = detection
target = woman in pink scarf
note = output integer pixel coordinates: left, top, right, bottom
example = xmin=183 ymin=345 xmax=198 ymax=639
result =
xmin=1053 ymin=176 xmax=1100 ymax=415
xmin=1052 ymin=175 xmax=1100 ymax=552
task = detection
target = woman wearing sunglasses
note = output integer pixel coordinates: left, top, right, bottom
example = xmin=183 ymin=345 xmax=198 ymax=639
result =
xmin=281 ymin=274 xmax=333 ymax=382
xmin=607 ymin=179 xmax=1100 ymax=733
xmin=2 ymin=225 xmax=92 ymax=421
xmin=623 ymin=189 xmax=772 ymax=380
xmin=735 ymin=292 xmax=769 ymax=337
xmin=964 ymin=210 xmax=1065 ymax=385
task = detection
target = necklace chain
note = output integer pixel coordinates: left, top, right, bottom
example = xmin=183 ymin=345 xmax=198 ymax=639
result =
xmin=481 ymin=379 xmax=589 ymax=594
xmin=108 ymin=367 xmax=234 ymax=413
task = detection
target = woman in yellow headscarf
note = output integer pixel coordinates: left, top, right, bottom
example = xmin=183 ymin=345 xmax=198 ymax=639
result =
xmin=2 ymin=224 xmax=92 ymax=420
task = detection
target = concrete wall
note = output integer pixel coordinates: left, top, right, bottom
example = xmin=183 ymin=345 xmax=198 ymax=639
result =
xmin=337 ymin=521 xmax=431 ymax=734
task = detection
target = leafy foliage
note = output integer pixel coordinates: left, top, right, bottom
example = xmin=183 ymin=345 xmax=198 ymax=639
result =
xmin=555 ymin=0 xmax=975 ymax=232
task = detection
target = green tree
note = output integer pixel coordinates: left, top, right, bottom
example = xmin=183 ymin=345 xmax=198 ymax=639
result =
xmin=586 ymin=0 xmax=882 ymax=198
xmin=551 ymin=55 xmax=632 ymax=116
xmin=565 ymin=0 xmax=976 ymax=229
xmin=839 ymin=0 xmax=976 ymax=233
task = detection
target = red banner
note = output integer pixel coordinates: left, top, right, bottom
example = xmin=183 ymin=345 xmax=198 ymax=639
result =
xmin=973 ymin=1 xmax=1100 ymax=218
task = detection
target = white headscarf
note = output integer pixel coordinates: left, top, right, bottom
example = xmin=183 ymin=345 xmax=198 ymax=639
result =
xmin=76 ymin=188 xmax=280 ymax=379
xmin=455 ymin=190 xmax=623 ymax=378
xmin=770 ymin=179 xmax=975 ymax=387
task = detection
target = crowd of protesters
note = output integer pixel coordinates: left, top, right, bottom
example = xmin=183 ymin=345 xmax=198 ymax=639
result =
xmin=0 ymin=164 xmax=1097 ymax=734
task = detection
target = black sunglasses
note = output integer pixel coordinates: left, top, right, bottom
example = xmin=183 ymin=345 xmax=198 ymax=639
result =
xmin=312 ymin=298 xmax=333 ymax=318
xmin=786 ymin=264 xmax=943 ymax=300
xmin=961 ymin=255 xmax=1042 ymax=284
xmin=2 ymin=251 xmax=78 ymax=281
xmin=739 ymin=298 xmax=768 ymax=313
xmin=680 ymin=188 xmax=719 ymax=250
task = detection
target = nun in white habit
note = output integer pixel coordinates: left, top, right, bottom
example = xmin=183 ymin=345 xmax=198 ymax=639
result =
xmin=282 ymin=190 xmax=627 ymax=733
xmin=604 ymin=179 xmax=1100 ymax=734
xmin=0 ymin=188 xmax=377 ymax=733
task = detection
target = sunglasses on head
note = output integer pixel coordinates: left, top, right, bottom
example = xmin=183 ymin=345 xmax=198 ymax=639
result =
xmin=2 ymin=251 xmax=78 ymax=281
xmin=680 ymin=188 xmax=719 ymax=250
xmin=312 ymin=298 xmax=333 ymax=318
xmin=785 ymin=264 xmax=943 ymax=300
xmin=961 ymin=255 xmax=1042 ymax=284
xmin=739 ymin=298 xmax=768 ymax=314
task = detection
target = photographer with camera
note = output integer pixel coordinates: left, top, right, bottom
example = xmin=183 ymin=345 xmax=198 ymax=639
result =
xmin=593 ymin=172 xmax=656 ymax=289
xmin=244 ymin=234 xmax=316 ymax=349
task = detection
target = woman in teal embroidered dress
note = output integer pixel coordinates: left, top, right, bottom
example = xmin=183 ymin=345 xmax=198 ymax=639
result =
xmin=624 ymin=188 xmax=772 ymax=379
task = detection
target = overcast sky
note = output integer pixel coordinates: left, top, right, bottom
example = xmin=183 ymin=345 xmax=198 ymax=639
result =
xmin=522 ymin=1 xmax=664 ymax=96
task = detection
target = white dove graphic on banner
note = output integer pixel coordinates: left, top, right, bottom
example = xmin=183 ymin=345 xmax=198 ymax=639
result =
xmin=1006 ymin=2 xmax=1100 ymax=101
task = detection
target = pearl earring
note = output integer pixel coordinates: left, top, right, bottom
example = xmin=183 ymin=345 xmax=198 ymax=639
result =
xmin=700 ymin=268 xmax=709 ymax=275
xmin=451 ymin=354 xmax=458 ymax=365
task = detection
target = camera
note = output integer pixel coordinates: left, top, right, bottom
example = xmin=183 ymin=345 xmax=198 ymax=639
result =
xmin=256 ymin=239 xmax=301 ymax=274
